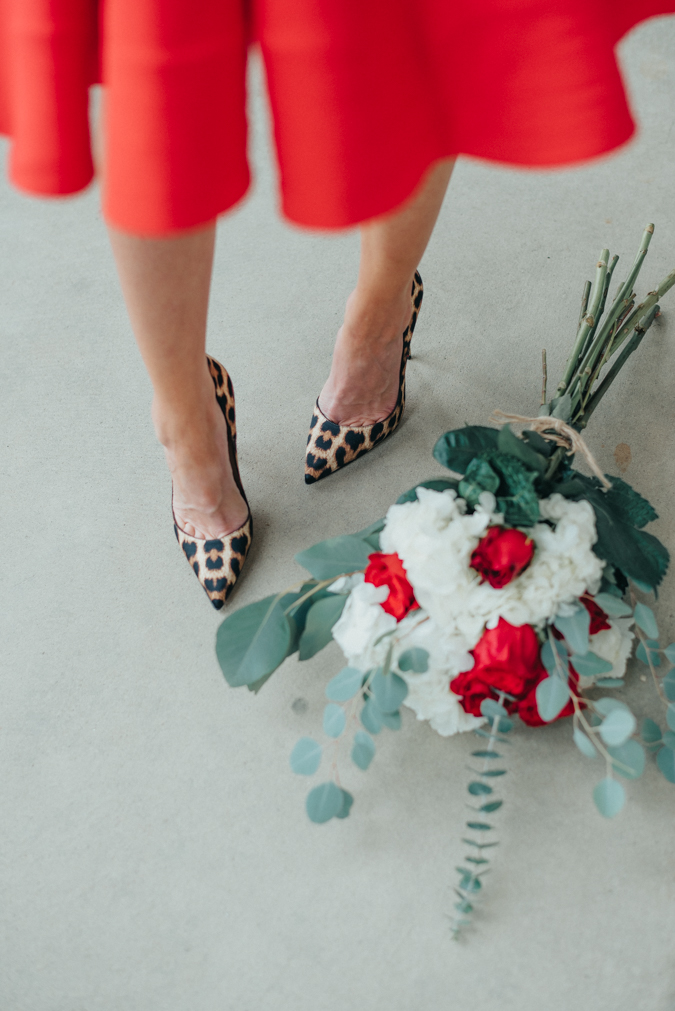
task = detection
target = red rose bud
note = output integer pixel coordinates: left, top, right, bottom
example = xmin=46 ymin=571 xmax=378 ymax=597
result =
xmin=470 ymin=526 xmax=535 ymax=589
xmin=580 ymin=593 xmax=611 ymax=635
xmin=450 ymin=618 xmax=545 ymax=717
xmin=364 ymin=552 xmax=419 ymax=622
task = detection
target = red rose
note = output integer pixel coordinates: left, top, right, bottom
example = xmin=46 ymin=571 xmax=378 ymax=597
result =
xmin=581 ymin=594 xmax=611 ymax=635
xmin=364 ymin=552 xmax=419 ymax=622
xmin=518 ymin=669 xmax=581 ymax=726
xmin=450 ymin=618 xmax=545 ymax=716
xmin=470 ymin=526 xmax=535 ymax=589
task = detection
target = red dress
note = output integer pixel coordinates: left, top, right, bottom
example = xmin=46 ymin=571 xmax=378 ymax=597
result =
xmin=0 ymin=0 xmax=672 ymax=235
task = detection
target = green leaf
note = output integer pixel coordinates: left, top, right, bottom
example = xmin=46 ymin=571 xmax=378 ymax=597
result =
xmin=550 ymin=392 xmax=573 ymax=422
xmin=360 ymin=697 xmax=383 ymax=734
xmin=535 ymin=675 xmax=571 ymax=722
xmin=523 ymin=429 xmax=553 ymax=457
xmin=306 ymin=782 xmax=343 ymax=823
xmin=466 ymin=822 xmax=493 ymax=831
xmin=554 ymin=605 xmax=590 ymax=656
xmin=593 ymin=592 xmax=632 ymax=617
xmin=599 ymin=707 xmax=636 ymax=747
xmin=607 ymin=739 xmax=645 ymax=779
xmin=570 ymin=652 xmax=615 ymax=677
xmin=371 ymin=670 xmax=408 ymax=713
xmin=497 ymin=424 xmax=547 ymax=474
xmin=594 ymin=697 xmax=629 ymax=716
xmin=573 ymin=727 xmax=597 ymax=758
xmin=667 ymin=704 xmax=675 ymax=732
xmin=335 ymin=789 xmax=354 ymax=819
xmin=290 ymin=737 xmax=322 ymax=775
xmin=663 ymin=670 xmax=675 ymax=702
xmin=594 ymin=678 xmax=625 ymax=688
xmin=482 ymin=451 xmax=540 ymax=527
xmin=396 ymin=479 xmax=459 ymax=504
xmin=216 ymin=595 xmax=291 ymax=688
xmin=663 ymin=731 xmax=675 ymax=749
xmin=351 ymin=730 xmax=376 ymax=770
xmin=636 ymin=638 xmax=661 ymax=666
xmin=656 ymin=745 xmax=675 ymax=783
xmin=354 ymin=517 xmax=385 ymax=542
xmin=664 ymin=644 xmax=675 ymax=664
xmin=480 ymin=699 xmax=509 ymax=721
xmin=462 ymin=839 xmax=499 ymax=849
xmin=432 ymin=426 xmax=500 ymax=473
xmin=478 ymin=769 xmax=507 ymax=777
xmin=458 ymin=457 xmax=500 ymax=507
xmin=295 ymin=535 xmax=372 ymax=580
xmin=473 ymin=727 xmax=512 ymax=742
xmin=322 ymin=703 xmax=346 ymax=738
xmin=600 ymin=475 xmax=658 ymax=529
xmin=641 ymin=717 xmax=662 ymax=744
xmin=471 ymin=750 xmax=502 ymax=759
xmin=298 ymin=594 xmax=347 ymax=660
xmin=380 ymin=709 xmax=402 ymax=730
xmin=593 ymin=777 xmax=625 ymax=818
xmin=480 ymin=800 xmax=503 ymax=813
xmin=398 ymin=647 xmax=429 ymax=673
xmin=326 ymin=666 xmax=364 ymax=702
xmin=541 ymin=637 xmax=568 ymax=673
xmin=468 ymin=782 xmax=493 ymax=795
xmin=465 ymin=856 xmax=490 ymax=866
xmin=634 ymin=602 xmax=659 ymax=639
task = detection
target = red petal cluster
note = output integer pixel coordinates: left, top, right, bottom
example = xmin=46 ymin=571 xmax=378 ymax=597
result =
xmin=470 ymin=526 xmax=535 ymax=589
xmin=364 ymin=552 xmax=419 ymax=622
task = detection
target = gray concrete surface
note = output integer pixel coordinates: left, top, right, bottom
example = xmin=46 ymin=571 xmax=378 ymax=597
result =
xmin=2 ymin=19 xmax=675 ymax=1011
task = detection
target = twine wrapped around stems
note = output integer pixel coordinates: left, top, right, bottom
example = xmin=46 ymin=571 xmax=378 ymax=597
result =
xmin=491 ymin=410 xmax=612 ymax=490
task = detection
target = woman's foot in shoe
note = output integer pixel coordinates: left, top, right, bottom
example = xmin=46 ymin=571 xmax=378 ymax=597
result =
xmin=154 ymin=380 xmax=248 ymax=541
xmin=318 ymin=281 xmax=414 ymax=426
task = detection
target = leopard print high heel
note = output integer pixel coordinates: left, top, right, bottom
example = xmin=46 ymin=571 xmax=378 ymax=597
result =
xmin=305 ymin=271 xmax=423 ymax=484
xmin=173 ymin=356 xmax=253 ymax=610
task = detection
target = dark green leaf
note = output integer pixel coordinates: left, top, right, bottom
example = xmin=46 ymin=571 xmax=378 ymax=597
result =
xmin=306 ymin=782 xmax=343 ymax=823
xmin=298 ymin=594 xmax=347 ymax=660
xmin=497 ymin=424 xmax=547 ymax=474
xmin=663 ymin=670 xmax=675 ymax=702
xmin=480 ymin=800 xmax=503 ymax=813
xmin=295 ymin=535 xmax=372 ymax=580
xmin=351 ymin=730 xmax=376 ymax=770
xmin=371 ymin=669 xmax=408 ymax=713
xmin=396 ymin=479 xmax=459 ymax=504
xmin=290 ymin=737 xmax=322 ymax=775
xmin=522 ymin=429 xmax=553 ymax=457
xmin=641 ymin=717 xmax=662 ymax=743
xmin=466 ymin=822 xmax=493 ymax=831
xmin=398 ymin=647 xmax=429 ymax=673
xmin=432 ymin=426 xmax=500 ymax=473
xmin=467 ymin=782 xmax=493 ymax=795
xmin=458 ymin=458 xmax=500 ymax=507
xmin=216 ymin=595 xmax=291 ymax=688
xmin=335 ymin=789 xmax=354 ymax=819
xmin=599 ymin=475 xmax=658 ymax=529
xmin=657 ymin=745 xmax=675 ymax=782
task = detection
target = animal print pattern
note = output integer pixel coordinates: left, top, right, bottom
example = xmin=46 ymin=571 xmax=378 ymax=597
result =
xmin=173 ymin=356 xmax=252 ymax=610
xmin=305 ymin=271 xmax=424 ymax=484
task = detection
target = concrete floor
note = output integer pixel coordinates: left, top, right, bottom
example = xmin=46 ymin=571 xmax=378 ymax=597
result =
xmin=2 ymin=18 xmax=675 ymax=1011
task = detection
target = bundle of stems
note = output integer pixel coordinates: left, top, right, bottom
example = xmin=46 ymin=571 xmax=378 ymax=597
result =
xmin=542 ymin=224 xmax=675 ymax=430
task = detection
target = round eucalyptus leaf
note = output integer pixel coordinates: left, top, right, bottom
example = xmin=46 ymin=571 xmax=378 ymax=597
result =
xmin=335 ymin=789 xmax=354 ymax=819
xmin=663 ymin=669 xmax=675 ymax=702
xmin=467 ymin=781 xmax=493 ymax=796
xmin=371 ymin=670 xmax=408 ymax=713
xmin=607 ymin=739 xmax=645 ymax=779
xmin=397 ymin=647 xmax=429 ymax=673
xmin=593 ymin=777 xmax=625 ymax=818
xmin=351 ymin=730 xmax=376 ymax=771
xmin=573 ymin=727 xmax=597 ymax=759
xmin=594 ymin=678 xmax=625 ymax=688
xmin=633 ymin=602 xmax=659 ymax=639
xmin=594 ymin=592 xmax=633 ymax=617
xmin=656 ymin=745 xmax=675 ymax=783
xmin=594 ymin=697 xmax=630 ymax=717
xmin=664 ymin=643 xmax=675 ymax=664
xmin=298 ymin=594 xmax=347 ymax=661
xmin=667 ymin=703 xmax=675 ymax=732
xmin=295 ymin=535 xmax=372 ymax=580
xmin=554 ymin=606 xmax=590 ymax=656
xmin=641 ymin=717 xmax=662 ymax=744
xmin=535 ymin=675 xmax=570 ymax=722
xmin=480 ymin=698 xmax=509 ymax=721
xmin=599 ymin=707 xmax=637 ymax=747
xmin=290 ymin=737 xmax=322 ymax=776
xmin=216 ymin=595 xmax=291 ymax=687
xmin=306 ymin=781 xmax=343 ymax=823
xmin=570 ymin=651 xmax=614 ymax=678
xmin=325 ymin=667 xmax=364 ymax=702
xmin=380 ymin=709 xmax=402 ymax=731
xmin=322 ymin=703 xmax=346 ymax=738
xmin=662 ymin=730 xmax=675 ymax=749
xmin=360 ymin=697 xmax=383 ymax=734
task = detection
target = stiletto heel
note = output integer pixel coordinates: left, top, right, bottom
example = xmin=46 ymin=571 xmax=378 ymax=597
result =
xmin=173 ymin=356 xmax=253 ymax=609
xmin=304 ymin=271 xmax=423 ymax=484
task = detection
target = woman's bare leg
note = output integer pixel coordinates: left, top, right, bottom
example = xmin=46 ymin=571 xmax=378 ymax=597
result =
xmin=108 ymin=224 xmax=248 ymax=540
xmin=319 ymin=158 xmax=455 ymax=426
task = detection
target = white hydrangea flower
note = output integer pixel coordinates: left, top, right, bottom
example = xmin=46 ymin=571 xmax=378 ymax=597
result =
xmin=585 ymin=616 xmax=635 ymax=682
xmin=331 ymin=576 xmax=395 ymax=672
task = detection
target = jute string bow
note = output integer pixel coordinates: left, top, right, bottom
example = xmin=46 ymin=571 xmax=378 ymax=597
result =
xmin=491 ymin=410 xmax=612 ymax=490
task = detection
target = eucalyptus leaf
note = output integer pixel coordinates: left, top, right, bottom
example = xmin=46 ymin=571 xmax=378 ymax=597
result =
xmin=634 ymin=602 xmax=659 ymax=639
xmin=599 ymin=707 xmax=637 ymax=747
xmin=335 ymin=789 xmax=354 ymax=819
xmin=471 ymin=750 xmax=501 ymax=759
xmin=594 ymin=697 xmax=630 ymax=716
xmin=466 ymin=822 xmax=493 ymax=831
xmin=380 ymin=709 xmax=402 ymax=730
xmin=480 ymin=699 xmax=509 ymax=721
xmin=570 ymin=651 xmax=614 ymax=678
xmin=325 ymin=666 xmax=364 ymax=702
xmin=541 ymin=637 xmax=569 ymax=674
xmin=664 ymin=643 xmax=675 ymax=664
xmin=290 ymin=737 xmax=322 ymax=776
xmin=662 ymin=730 xmax=675 ymax=749
xmin=398 ymin=648 xmax=429 ymax=673
xmin=306 ymin=782 xmax=343 ymax=823
xmin=594 ymin=678 xmax=625 ymax=688
xmin=607 ymin=739 xmax=645 ymax=779
xmin=656 ymin=746 xmax=675 ymax=783
xmin=667 ymin=703 xmax=675 ymax=732
xmin=594 ymin=592 xmax=633 ymax=618
xmin=573 ymin=727 xmax=597 ymax=758
xmin=480 ymin=801 xmax=503 ymax=813
xmin=535 ymin=675 xmax=571 ymax=722
xmin=360 ymin=697 xmax=383 ymax=734
xmin=322 ymin=703 xmax=346 ymax=738
xmin=636 ymin=639 xmax=661 ymax=666
xmin=298 ymin=594 xmax=347 ymax=660
xmin=663 ymin=670 xmax=675 ymax=702
xmin=216 ymin=595 xmax=291 ymax=688
xmin=554 ymin=606 xmax=590 ymax=656
xmin=641 ymin=717 xmax=662 ymax=744
xmin=371 ymin=669 xmax=408 ymax=713
xmin=593 ymin=777 xmax=626 ymax=818
xmin=468 ymin=782 xmax=493 ymax=796
xmin=295 ymin=535 xmax=372 ymax=580
xmin=351 ymin=730 xmax=376 ymax=771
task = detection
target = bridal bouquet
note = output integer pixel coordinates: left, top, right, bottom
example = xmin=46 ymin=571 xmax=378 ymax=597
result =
xmin=215 ymin=226 xmax=675 ymax=934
